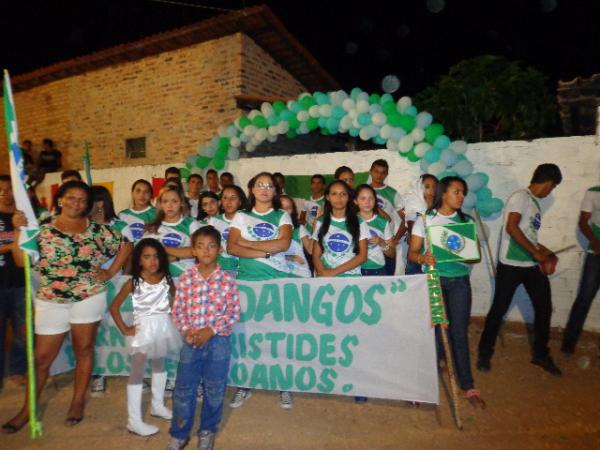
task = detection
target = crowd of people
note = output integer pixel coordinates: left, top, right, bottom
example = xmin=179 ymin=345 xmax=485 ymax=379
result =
xmin=0 ymin=158 xmax=598 ymax=450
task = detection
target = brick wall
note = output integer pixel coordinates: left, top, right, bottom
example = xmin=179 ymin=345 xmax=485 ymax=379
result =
xmin=0 ymin=32 xmax=306 ymax=173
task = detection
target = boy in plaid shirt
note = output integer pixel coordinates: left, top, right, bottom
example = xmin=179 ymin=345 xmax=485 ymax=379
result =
xmin=167 ymin=226 xmax=240 ymax=450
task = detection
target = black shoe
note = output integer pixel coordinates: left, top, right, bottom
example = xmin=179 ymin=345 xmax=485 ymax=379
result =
xmin=477 ymin=357 xmax=491 ymax=372
xmin=560 ymin=343 xmax=575 ymax=356
xmin=531 ymin=355 xmax=562 ymax=377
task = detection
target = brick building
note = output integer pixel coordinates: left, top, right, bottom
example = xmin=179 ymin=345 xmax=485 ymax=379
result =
xmin=0 ymin=5 xmax=339 ymax=173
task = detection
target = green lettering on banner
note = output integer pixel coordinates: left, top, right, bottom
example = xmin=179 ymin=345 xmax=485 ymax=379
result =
xmin=338 ymin=335 xmax=359 ymax=367
xmin=248 ymin=333 xmax=263 ymax=360
xmin=286 ymin=334 xmax=294 ymax=359
xmin=336 ymin=285 xmax=362 ymax=324
xmin=283 ymin=283 xmax=310 ymax=323
xmin=319 ymin=334 xmax=337 ymax=366
xmin=312 ymin=284 xmax=335 ymax=326
xmin=238 ymin=284 xmax=256 ymax=323
xmin=255 ymin=284 xmax=283 ymax=322
xmin=295 ymin=367 xmax=317 ymax=391
xmin=107 ymin=352 xmax=125 ymax=374
xmin=230 ymin=333 xmax=239 ymax=359
xmin=230 ymin=363 xmax=248 ymax=385
xmin=249 ymin=363 xmax=268 ymax=389
xmin=361 ymin=284 xmax=383 ymax=325
xmin=269 ymin=364 xmax=293 ymax=390
xmin=96 ymin=324 xmax=109 ymax=346
xmin=295 ymin=334 xmax=318 ymax=361
xmin=110 ymin=325 xmax=125 ymax=347
xmin=317 ymin=368 xmax=337 ymax=393
xmin=265 ymin=332 xmax=286 ymax=358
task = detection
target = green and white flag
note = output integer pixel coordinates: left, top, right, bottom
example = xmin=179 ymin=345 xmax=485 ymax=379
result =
xmin=3 ymin=70 xmax=39 ymax=259
xmin=426 ymin=222 xmax=480 ymax=263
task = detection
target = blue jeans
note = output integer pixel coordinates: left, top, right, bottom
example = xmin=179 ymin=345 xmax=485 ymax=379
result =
xmin=405 ymin=261 xmax=423 ymax=275
xmin=0 ymin=287 xmax=26 ymax=385
xmin=440 ymin=276 xmax=474 ymax=390
xmin=563 ymin=253 xmax=600 ymax=349
xmin=361 ymin=267 xmax=387 ymax=276
xmin=170 ymin=336 xmax=231 ymax=438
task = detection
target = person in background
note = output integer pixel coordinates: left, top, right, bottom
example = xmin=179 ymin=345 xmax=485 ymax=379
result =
xmin=301 ymin=174 xmax=326 ymax=230
xmin=280 ymin=194 xmax=312 ymax=278
xmin=118 ymin=179 xmax=157 ymax=243
xmin=206 ymin=169 xmax=220 ymax=194
xmin=219 ymin=172 xmax=234 ymax=190
xmin=334 ymin=166 xmax=355 ymax=188
xmin=37 ymin=138 xmax=62 ymax=174
xmin=273 ymin=172 xmax=286 ymax=194
xmin=61 ymin=170 xmax=83 ymax=184
xmin=478 ymin=164 xmax=563 ymax=376
xmin=186 ymin=174 xmax=204 ymax=218
xmin=197 ymin=191 xmax=220 ymax=225
xmin=0 ymin=175 xmax=26 ymax=390
xmin=20 ymin=140 xmax=35 ymax=174
xmin=561 ymin=185 xmax=600 ymax=355
xmin=165 ymin=167 xmax=181 ymax=182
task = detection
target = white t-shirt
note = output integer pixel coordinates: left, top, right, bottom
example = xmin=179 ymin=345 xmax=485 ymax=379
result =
xmin=374 ymin=184 xmax=404 ymax=234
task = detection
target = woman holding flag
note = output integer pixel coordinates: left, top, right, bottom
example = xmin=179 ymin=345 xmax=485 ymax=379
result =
xmin=408 ymin=176 xmax=485 ymax=407
xmin=2 ymin=181 xmax=131 ymax=433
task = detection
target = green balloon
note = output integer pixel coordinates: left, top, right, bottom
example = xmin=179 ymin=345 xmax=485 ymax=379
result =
xmin=239 ymin=116 xmax=251 ymax=129
xmin=217 ymin=137 xmax=230 ymax=152
xmin=215 ymin=146 xmax=228 ymax=161
xmin=382 ymin=102 xmax=397 ymax=115
xmin=287 ymin=129 xmax=297 ymax=139
xmin=386 ymin=112 xmax=403 ymax=127
xmin=288 ymin=116 xmax=300 ymax=130
xmin=425 ymin=123 xmax=445 ymax=144
xmin=252 ymin=115 xmax=268 ymax=129
xmin=368 ymin=93 xmax=381 ymax=105
xmin=195 ymin=156 xmax=212 ymax=168
xmin=398 ymin=115 xmax=416 ymax=132
xmin=180 ymin=167 xmax=191 ymax=179
xmin=300 ymin=95 xmax=316 ymax=110
xmin=307 ymin=117 xmax=319 ymax=131
xmin=272 ymin=101 xmax=286 ymax=113
xmin=213 ymin=157 xmax=226 ymax=170
xmin=406 ymin=149 xmax=419 ymax=162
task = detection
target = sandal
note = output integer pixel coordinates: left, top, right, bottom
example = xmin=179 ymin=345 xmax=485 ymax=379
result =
xmin=64 ymin=416 xmax=84 ymax=427
xmin=1 ymin=419 xmax=28 ymax=434
xmin=465 ymin=389 xmax=486 ymax=409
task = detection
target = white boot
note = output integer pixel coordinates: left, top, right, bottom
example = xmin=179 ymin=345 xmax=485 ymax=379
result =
xmin=150 ymin=372 xmax=172 ymax=420
xmin=127 ymin=384 xmax=159 ymax=436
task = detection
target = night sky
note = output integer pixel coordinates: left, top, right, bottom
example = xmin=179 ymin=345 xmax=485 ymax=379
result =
xmin=1 ymin=0 xmax=599 ymax=96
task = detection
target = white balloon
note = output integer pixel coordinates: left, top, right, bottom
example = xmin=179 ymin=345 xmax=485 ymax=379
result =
xmin=397 ymin=96 xmax=412 ymax=113
xmin=307 ymin=105 xmax=319 ymax=118
xmin=230 ymin=137 xmax=241 ymax=147
xmin=380 ymin=124 xmax=392 ymax=140
xmin=226 ymin=125 xmax=237 ymax=137
xmin=410 ymin=127 xmax=425 ymax=142
xmin=386 ymin=139 xmax=398 ymax=151
xmin=298 ymin=123 xmax=309 ymax=134
xmin=428 ymin=161 xmax=446 ymax=176
xmin=359 ymin=128 xmax=370 ymax=141
xmin=260 ymin=102 xmax=273 ymax=117
xmin=340 ymin=116 xmax=353 ymax=130
xmin=453 ymin=160 xmax=474 ymax=177
xmin=255 ymin=128 xmax=268 ymax=142
xmin=398 ymin=135 xmax=414 ymax=153
xmin=245 ymin=125 xmax=257 ymax=137
xmin=416 ymin=111 xmax=433 ymax=129
xmin=228 ymin=147 xmax=240 ymax=160
xmin=369 ymin=104 xmax=382 ymax=114
xmin=372 ymin=112 xmax=387 ymax=126
xmin=348 ymin=109 xmax=358 ymax=120
xmin=287 ymin=100 xmax=295 ymax=109
xmin=352 ymin=117 xmax=361 ymax=129
xmin=449 ymin=140 xmax=468 ymax=154
xmin=240 ymin=133 xmax=250 ymax=143
xmin=366 ymin=124 xmax=380 ymax=138
xmin=268 ymin=126 xmax=279 ymax=136
xmin=217 ymin=125 xmax=228 ymax=136
xmin=390 ymin=128 xmax=406 ymax=141
xmin=267 ymin=134 xmax=278 ymax=143
xmin=278 ymin=121 xmax=289 ymax=134
xmin=414 ymin=142 xmax=432 ymax=157
xmin=297 ymin=110 xmax=310 ymax=122
xmin=246 ymin=143 xmax=256 ymax=153
xmin=356 ymin=100 xmax=370 ymax=114
xmin=248 ymin=110 xmax=260 ymax=120
xmin=319 ymin=104 xmax=332 ymax=117
xmin=342 ymin=98 xmax=355 ymax=111
xmin=357 ymin=92 xmax=369 ymax=103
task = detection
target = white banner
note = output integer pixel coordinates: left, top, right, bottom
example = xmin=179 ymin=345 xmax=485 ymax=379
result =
xmin=50 ymin=275 xmax=438 ymax=404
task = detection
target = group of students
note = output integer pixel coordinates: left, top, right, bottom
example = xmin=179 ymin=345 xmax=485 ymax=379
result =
xmin=1 ymin=158 xmax=599 ymax=450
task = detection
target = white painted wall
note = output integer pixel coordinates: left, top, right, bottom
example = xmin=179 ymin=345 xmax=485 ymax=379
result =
xmin=39 ymin=135 xmax=600 ymax=331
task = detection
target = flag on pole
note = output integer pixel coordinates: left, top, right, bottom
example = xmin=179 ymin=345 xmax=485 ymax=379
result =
xmin=3 ymin=70 xmax=39 ymax=259
xmin=426 ymin=222 xmax=480 ymax=263
xmin=4 ymin=69 xmax=43 ymax=439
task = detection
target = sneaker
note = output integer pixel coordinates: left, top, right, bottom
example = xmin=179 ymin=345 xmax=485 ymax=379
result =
xmin=166 ymin=437 xmax=189 ymax=450
xmin=531 ymin=355 xmax=562 ymax=377
xmin=196 ymin=384 xmax=204 ymax=403
xmin=198 ymin=430 xmax=215 ymax=450
xmin=477 ymin=356 xmax=491 ymax=372
xmin=90 ymin=376 xmax=106 ymax=396
xmin=229 ymin=388 xmax=252 ymax=408
xmin=164 ymin=378 xmax=176 ymax=398
xmin=280 ymin=391 xmax=293 ymax=409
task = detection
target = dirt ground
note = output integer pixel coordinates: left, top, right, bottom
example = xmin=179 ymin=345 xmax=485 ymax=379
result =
xmin=1 ymin=322 xmax=599 ymax=450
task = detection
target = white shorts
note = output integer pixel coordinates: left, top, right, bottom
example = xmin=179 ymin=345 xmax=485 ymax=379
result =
xmin=34 ymin=291 xmax=107 ymax=335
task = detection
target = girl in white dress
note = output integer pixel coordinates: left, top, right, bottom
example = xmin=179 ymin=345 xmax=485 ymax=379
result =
xmin=110 ymin=238 xmax=182 ymax=436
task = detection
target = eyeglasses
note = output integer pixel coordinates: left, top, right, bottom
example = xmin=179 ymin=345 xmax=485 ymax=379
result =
xmin=256 ymin=182 xmax=275 ymax=191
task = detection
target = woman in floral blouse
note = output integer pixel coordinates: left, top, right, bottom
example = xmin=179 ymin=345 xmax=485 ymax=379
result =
xmin=2 ymin=181 xmax=131 ymax=433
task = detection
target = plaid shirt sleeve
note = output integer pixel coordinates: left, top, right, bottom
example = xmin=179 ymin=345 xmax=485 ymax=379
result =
xmin=172 ymin=269 xmax=192 ymax=332
xmin=211 ymin=273 xmax=241 ymax=335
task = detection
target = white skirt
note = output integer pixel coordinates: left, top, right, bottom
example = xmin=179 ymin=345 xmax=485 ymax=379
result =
xmin=126 ymin=313 xmax=182 ymax=359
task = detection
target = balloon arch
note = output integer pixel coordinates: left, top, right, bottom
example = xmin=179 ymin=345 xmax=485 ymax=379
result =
xmin=181 ymin=88 xmax=503 ymax=218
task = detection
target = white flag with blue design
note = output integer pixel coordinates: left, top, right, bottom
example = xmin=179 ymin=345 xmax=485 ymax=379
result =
xmin=426 ymin=222 xmax=479 ymax=263
xmin=3 ymin=70 xmax=39 ymax=260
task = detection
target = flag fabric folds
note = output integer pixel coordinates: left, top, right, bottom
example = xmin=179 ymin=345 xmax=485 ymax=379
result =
xmin=426 ymin=222 xmax=480 ymax=263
